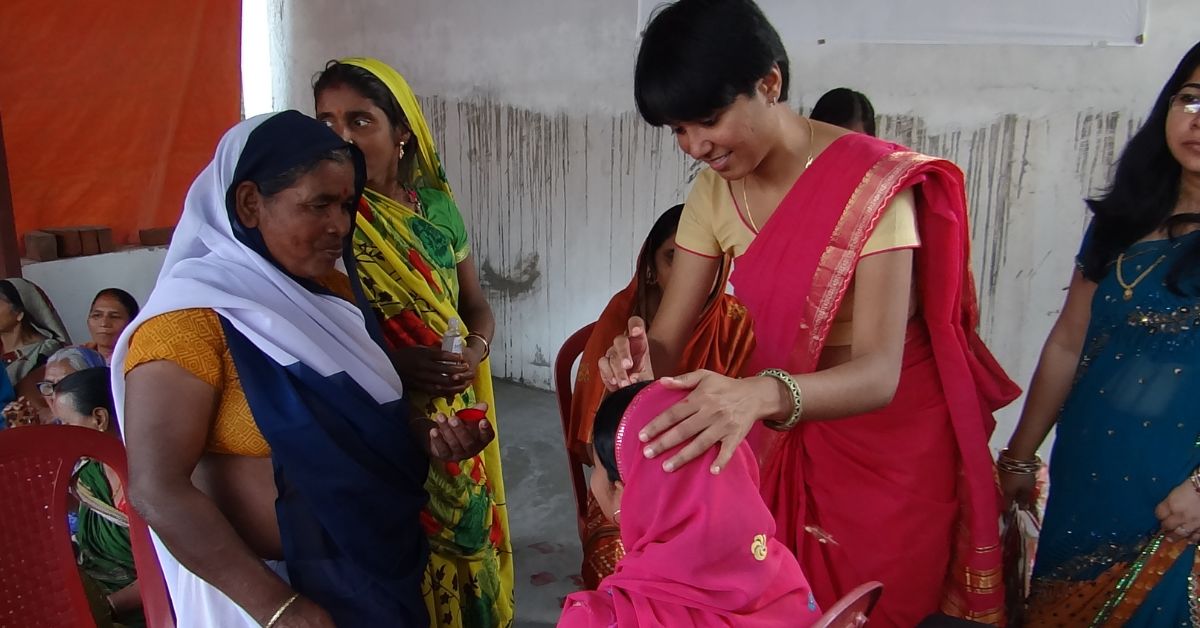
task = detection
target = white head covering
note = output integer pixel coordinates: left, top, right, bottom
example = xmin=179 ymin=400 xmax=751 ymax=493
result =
xmin=112 ymin=111 xmax=402 ymax=422
xmin=109 ymin=111 xmax=407 ymax=627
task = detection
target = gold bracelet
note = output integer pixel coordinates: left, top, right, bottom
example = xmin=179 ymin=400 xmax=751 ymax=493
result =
xmin=997 ymin=449 xmax=1042 ymax=475
xmin=758 ymin=369 xmax=803 ymax=431
xmin=466 ymin=333 xmax=491 ymax=361
xmin=264 ymin=593 xmax=300 ymax=628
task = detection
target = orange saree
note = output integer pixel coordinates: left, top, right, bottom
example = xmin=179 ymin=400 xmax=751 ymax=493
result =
xmin=569 ymin=257 xmax=755 ymax=589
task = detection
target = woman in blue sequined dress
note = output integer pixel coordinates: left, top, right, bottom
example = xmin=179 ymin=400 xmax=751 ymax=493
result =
xmin=1001 ymin=41 xmax=1200 ymax=625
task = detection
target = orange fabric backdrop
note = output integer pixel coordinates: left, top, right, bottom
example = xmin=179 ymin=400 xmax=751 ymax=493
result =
xmin=0 ymin=2 xmax=241 ymax=250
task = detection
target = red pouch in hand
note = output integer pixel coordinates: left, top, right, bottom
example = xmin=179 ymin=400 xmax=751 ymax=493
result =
xmin=456 ymin=408 xmax=486 ymax=423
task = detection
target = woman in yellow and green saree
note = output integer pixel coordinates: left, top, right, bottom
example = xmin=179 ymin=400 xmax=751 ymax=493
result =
xmin=314 ymin=58 xmax=513 ymax=628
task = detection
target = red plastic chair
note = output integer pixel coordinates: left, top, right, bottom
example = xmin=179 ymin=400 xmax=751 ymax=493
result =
xmin=0 ymin=425 xmax=175 ymax=627
xmin=812 ymin=581 xmax=884 ymax=628
xmin=553 ymin=322 xmax=596 ymax=540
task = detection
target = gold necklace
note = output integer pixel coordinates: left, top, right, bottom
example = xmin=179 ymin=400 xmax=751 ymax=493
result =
xmin=1115 ymin=251 xmax=1168 ymax=301
xmin=741 ymin=117 xmax=816 ymax=232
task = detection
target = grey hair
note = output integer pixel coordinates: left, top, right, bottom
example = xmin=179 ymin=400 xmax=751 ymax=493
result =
xmin=47 ymin=346 xmax=106 ymax=372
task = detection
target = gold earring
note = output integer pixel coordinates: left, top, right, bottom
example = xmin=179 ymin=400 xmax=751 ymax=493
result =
xmin=398 ymin=141 xmax=406 ymax=160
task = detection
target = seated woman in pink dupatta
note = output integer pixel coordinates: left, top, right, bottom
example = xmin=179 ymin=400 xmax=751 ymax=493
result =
xmin=598 ymin=1 xmax=1020 ymax=625
xmin=558 ymin=381 xmax=820 ymax=627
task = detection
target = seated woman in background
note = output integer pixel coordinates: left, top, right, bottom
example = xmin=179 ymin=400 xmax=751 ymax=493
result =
xmin=0 ymin=278 xmax=66 ymax=392
xmin=1 ymin=278 xmax=69 ymax=426
xmin=569 ymin=204 xmax=755 ymax=588
xmin=118 ymin=111 xmax=494 ymax=626
xmin=54 ymin=367 xmax=143 ymax=627
xmin=84 ymin=289 xmax=140 ymax=365
xmin=810 ymin=87 xmax=877 ymax=136
xmin=38 ymin=346 xmax=107 ymax=423
xmin=559 ymin=381 xmax=820 ymax=627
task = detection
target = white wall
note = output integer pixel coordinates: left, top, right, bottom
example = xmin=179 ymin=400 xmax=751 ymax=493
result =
xmin=270 ymin=0 xmax=1198 ymax=452
xmin=22 ymin=248 xmax=167 ymax=345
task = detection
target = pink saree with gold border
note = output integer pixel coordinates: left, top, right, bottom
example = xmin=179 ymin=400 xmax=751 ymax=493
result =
xmin=730 ymin=134 xmax=1020 ymax=626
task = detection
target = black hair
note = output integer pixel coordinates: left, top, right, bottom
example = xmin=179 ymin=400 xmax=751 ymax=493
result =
xmin=91 ymin=288 xmax=140 ymax=319
xmin=635 ymin=204 xmax=684 ymax=320
xmin=635 ymin=0 xmax=789 ymax=126
xmin=1079 ymin=41 xmax=1200 ymax=294
xmin=0 ymin=279 xmax=45 ymax=333
xmin=312 ymin=61 xmax=418 ymax=184
xmin=643 ymin=204 xmax=685 ymax=264
xmin=0 ymin=280 xmax=26 ymax=314
xmin=55 ymin=367 xmax=115 ymax=420
xmin=810 ymin=88 xmax=877 ymax=137
xmin=255 ymin=146 xmax=355 ymax=198
xmin=592 ymin=382 xmax=653 ymax=483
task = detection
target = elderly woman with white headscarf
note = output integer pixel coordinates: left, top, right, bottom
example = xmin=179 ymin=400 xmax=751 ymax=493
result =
xmin=116 ymin=111 xmax=493 ymax=627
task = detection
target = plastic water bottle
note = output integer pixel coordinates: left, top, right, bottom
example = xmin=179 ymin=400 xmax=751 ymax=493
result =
xmin=441 ymin=318 xmax=464 ymax=355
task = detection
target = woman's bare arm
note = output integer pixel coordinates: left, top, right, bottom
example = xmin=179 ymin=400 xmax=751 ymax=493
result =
xmin=123 ymin=361 xmax=311 ymax=623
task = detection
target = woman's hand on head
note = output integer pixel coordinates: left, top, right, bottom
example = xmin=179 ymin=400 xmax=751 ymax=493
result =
xmin=597 ymin=316 xmax=655 ymax=391
xmin=414 ymin=403 xmax=495 ymax=461
xmin=638 ymin=371 xmax=786 ymax=474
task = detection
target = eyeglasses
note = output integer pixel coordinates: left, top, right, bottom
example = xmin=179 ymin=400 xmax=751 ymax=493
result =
xmin=1170 ymin=92 xmax=1200 ymax=115
xmin=37 ymin=380 xmax=56 ymax=396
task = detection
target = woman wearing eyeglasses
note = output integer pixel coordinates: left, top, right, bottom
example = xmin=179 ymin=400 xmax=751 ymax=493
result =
xmin=37 ymin=346 xmax=106 ymax=421
xmin=1005 ymin=41 xmax=1200 ymax=624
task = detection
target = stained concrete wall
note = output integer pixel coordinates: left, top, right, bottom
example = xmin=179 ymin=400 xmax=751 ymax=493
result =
xmin=273 ymin=0 xmax=1197 ymax=450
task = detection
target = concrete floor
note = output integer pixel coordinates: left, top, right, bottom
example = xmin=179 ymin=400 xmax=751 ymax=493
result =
xmin=492 ymin=379 xmax=582 ymax=628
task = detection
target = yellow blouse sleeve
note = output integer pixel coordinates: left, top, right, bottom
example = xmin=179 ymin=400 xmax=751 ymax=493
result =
xmin=124 ymin=309 xmax=225 ymax=388
xmin=124 ymin=308 xmax=270 ymax=457
xmin=861 ymin=187 xmax=920 ymax=257
xmin=675 ymin=169 xmax=724 ymax=258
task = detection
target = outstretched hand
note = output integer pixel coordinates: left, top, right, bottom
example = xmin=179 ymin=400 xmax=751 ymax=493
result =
xmin=413 ymin=403 xmax=495 ymax=461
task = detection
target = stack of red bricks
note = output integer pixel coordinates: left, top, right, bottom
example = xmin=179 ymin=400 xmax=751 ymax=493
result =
xmin=23 ymin=226 xmax=174 ymax=262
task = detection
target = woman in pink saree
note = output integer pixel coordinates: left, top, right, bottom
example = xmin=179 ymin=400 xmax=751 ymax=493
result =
xmin=558 ymin=381 xmax=820 ymax=627
xmin=598 ymin=1 xmax=1020 ymax=625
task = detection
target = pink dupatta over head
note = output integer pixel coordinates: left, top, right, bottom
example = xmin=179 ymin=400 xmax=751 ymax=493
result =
xmin=558 ymin=382 xmax=821 ymax=627
xmin=730 ymin=134 xmax=1019 ymax=624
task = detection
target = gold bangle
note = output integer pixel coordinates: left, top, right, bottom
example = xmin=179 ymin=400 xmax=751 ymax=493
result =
xmin=264 ymin=593 xmax=300 ymax=628
xmin=758 ymin=369 xmax=803 ymax=431
xmin=997 ymin=449 xmax=1042 ymax=475
xmin=466 ymin=333 xmax=491 ymax=361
